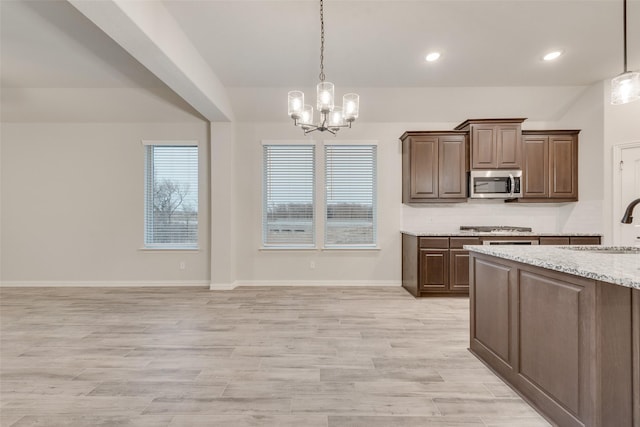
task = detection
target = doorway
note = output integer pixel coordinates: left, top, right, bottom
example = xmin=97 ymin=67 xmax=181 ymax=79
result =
xmin=613 ymin=142 xmax=640 ymax=246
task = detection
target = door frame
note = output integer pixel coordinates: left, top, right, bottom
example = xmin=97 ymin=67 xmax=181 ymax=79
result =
xmin=612 ymin=141 xmax=640 ymax=245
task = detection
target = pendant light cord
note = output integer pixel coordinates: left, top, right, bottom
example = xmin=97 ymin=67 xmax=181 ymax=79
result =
xmin=623 ymin=0 xmax=628 ymax=72
xmin=319 ymin=0 xmax=325 ymax=82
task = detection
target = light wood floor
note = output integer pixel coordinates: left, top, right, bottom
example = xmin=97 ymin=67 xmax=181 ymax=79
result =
xmin=0 ymin=286 xmax=551 ymax=427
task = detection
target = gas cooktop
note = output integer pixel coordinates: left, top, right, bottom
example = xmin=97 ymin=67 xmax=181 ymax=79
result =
xmin=460 ymin=226 xmax=532 ymax=233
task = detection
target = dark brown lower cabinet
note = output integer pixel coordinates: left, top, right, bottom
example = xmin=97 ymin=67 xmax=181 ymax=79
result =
xmin=568 ymin=236 xmax=601 ymax=245
xmin=449 ymin=249 xmax=471 ymax=292
xmin=469 ymin=252 xmax=638 ymax=427
xmin=402 ymin=233 xmax=601 ymax=298
xmin=402 ymin=234 xmax=480 ymax=297
xmin=538 ymin=236 xmax=570 ymax=245
xmin=539 ymin=236 xmax=601 ymax=245
xmin=419 ymin=249 xmax=448 ymax=292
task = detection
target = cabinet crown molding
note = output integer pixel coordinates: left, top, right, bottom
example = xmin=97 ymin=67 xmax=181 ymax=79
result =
xmin=454 ymin=118 xmax=527 ymax=130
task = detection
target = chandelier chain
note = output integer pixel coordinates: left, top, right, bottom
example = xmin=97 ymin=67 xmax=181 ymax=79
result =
xmin=319 ymin=0 xmax=325 ymax=81
xmin=623 ymin=0 xmax=627 ymax=72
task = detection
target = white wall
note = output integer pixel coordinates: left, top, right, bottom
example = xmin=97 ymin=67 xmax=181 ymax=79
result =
xmin=0 ymin=122 xmax=211 ymax=285
xmin=554 ymin=81 xmax=605 ymax=234
xmin=2 ymin=84 xmax=617 ymax=287
xmin=210 ymin=122 xmax=237 ymax=288
xmin=232 ymin=122 xmax=406 ymax=285
xmin=230 ymin=117 xmax=602 ymax=286
xmin=603 ymin=80 xmax=640 ymax=244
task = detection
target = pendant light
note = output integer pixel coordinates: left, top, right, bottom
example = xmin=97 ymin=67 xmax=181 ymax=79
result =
xmin=287 ymin=0 xmax=359 ymax=134
xmin=611 ymin=0 xmax=640 ymax=105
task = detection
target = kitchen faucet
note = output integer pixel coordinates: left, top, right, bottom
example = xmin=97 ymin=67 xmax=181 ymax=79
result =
xmin=621 ymin=198 xmax=640 ymax=224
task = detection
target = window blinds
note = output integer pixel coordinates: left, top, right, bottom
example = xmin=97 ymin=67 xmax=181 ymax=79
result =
xmin=263 ymin=144 xmax=316 ymax=246
xmin=145 ymin=145 xmax=198 ymax=248
xmin=325 ymin=145 xmax=377 ymax=246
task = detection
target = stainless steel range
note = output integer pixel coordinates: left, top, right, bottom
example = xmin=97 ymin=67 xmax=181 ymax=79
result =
xmin=460 ymin=226 xmax=538 ymax=245
xmin=460 ymin=226 xmax=532 ymax=233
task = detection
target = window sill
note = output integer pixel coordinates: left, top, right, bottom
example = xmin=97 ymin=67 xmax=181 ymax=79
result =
xmin=139 ymin=247 xmax=200 ymax=253
xmin=259 ymin=246 xmax=380 ymax=252
xmin=322 ymin=246 xmax=380 ymax=251
xmin=260 ymin=246 xmax=318 ymax=251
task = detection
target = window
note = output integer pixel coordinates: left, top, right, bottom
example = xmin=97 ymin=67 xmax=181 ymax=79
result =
xmin=144 ymin=142 xmax=198 ymax=249
xmin=262 ymin=141 xmax=377 ymax=249
xmin=263 ymin=144 xmax=315 ymax=247
xmin=325 ymin=144 xmax=377 ymax=247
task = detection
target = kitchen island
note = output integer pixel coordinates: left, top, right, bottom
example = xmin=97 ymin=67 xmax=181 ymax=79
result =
xmin=466 ymin=245 xmax=639 ymax=427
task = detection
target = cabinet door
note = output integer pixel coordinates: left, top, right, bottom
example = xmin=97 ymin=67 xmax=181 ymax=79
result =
xmin=449 ymin=249 xmax=470 ymax=292
xmin=410 ymin=137 xmax=439 ymax=200
xmin=522 ymin=136 xmax=549 ymax=198
xmin=549 ymin=136 xmax=578 ymax=199
xmin=419 ymin=249 xmax=448 ymax=292
xmin=471 ymin=125 xmax=498 ymax=169
xmin=438 ymin=135 xmax=467 ymax=198
xmin=497 ymin=125 xmax=522 ymax=169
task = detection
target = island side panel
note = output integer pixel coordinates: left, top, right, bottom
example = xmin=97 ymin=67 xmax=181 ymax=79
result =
xmin=469 ymin=255 xmax=515 ymax=376
xmin=595 ymin=281 xmax=633 ymax=427
xmin=633 ymin=289 xmax=639 ymax=427
xmin=402 ymin=234 xmax=418 ymax=297
xmin=514 ymin=268 xmax=596 ymax=427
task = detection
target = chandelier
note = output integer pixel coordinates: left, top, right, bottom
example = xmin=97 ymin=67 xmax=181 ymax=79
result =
xmin=287 ymin=0 xmax=359 ymax=134
xmin=611 ymin=0 xmax=640 ymax=105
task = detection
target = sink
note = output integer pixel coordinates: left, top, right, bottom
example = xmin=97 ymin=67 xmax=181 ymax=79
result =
xmin=562 ymin=246 xmax=640 ymax=254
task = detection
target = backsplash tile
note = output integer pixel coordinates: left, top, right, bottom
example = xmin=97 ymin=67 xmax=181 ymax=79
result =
xmin=401 ymin=200 xmax=602 ymax=234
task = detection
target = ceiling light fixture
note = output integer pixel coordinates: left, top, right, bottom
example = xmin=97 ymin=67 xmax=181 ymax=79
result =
xmin=287 ymin=0 xmax=359 ymax=134
xmin=426 ymin=52 xmax=441 ymax=62
xmin=543 ymin=51 xmax=562 ymax=61
xmin=611 ymin=0 xmax=640 ymax=105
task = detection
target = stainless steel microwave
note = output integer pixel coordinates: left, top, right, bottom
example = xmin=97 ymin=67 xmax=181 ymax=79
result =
xmin=469 ymin=170 xmax=522 ymax=199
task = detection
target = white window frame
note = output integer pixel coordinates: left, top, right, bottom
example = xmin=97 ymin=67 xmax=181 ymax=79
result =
xmin=142 ymin=139 xmax=199 ymax=251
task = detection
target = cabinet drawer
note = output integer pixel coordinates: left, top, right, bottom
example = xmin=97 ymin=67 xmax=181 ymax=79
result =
xmin=539 ymin=237 xmax=570 ymax=245
xmin=419 ymin=237 xmax=449 ymax=249
xmin=569 ymin=236 xmax=600 ymax=245
xmin=450 ymin=237 xmax=481 ymax=249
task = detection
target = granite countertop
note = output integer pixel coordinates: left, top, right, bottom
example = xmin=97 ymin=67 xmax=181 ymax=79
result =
xmin=401 ymin=230 xmax=602 ymax=237
xmin=464 ymin=245 xmax=640 ymax=289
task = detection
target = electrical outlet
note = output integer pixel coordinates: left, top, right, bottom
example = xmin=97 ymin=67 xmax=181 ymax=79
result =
xmin=179 ymin=261 xmax=186 ymax=270
xmin=309 ymin=261 xmax=316 ymax=269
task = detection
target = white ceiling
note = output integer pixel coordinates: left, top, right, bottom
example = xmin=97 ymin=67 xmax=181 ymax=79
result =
xmin=164 ymin=0 xmax=639 ymax=87
xmin=1 ymin=0 xmax=639 ymax=121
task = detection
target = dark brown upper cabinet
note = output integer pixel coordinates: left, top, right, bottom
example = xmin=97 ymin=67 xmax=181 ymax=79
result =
xmin=455 ymin=118 xmax=525 ymax=170
xmin=522 ymin=130 xmax=579 ymax=202
xmin=401 ymin=131 xmax=468 ymax=203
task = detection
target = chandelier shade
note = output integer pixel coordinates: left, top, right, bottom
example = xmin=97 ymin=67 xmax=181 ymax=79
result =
xmin=611 ymin=71 xmax=640 ymax=105
xmin=343 ymin=93 xmax=360 ymax=122
xmin=288 ymin=91 xmax=304 ymax=119
xmin=611 ymin=0 xmax=640 ymax=105
xmin=288 ymin=0 xmax=359 ymax=134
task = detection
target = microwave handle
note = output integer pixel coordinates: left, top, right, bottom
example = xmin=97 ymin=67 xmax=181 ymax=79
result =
xmin=509 ymin=174 xmax=515 ymax=197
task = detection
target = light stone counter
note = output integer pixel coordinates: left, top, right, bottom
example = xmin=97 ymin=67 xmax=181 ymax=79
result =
xmin=464 ymin=245 xmax=640 ymax=289
xmin=401 ymin=230 xmax=602 ymax=237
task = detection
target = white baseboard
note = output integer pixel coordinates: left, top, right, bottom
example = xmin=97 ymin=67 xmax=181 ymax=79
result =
xmin=209 ymin=282 xmax=238 ymax=291
xmin=0 ymin=280 xmax=210 ymax=288
xmin=230 ymin=280 xmax=401 ymax=288
xmin=1 ymin=280 xmax=400 ymax=289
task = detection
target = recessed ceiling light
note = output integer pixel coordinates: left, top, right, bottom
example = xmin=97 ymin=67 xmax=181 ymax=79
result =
xmin=543 ymin=51 xmax=563 ymax=61
xmin=426 ymin=52 xmax=441 ymax=62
